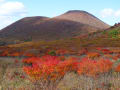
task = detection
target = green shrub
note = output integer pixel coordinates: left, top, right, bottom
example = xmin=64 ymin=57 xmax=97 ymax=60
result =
xmin=48 ymin=50 xmax=56 ymax=56
xmin=108 ymin=30 xmax=119 ymax=39
xmin=102 ymin=30 xmax=107 ymax=34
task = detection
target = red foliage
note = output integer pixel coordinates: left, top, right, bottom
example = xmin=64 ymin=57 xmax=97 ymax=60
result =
xmin=96 ymin=47 xmax=102 ymax=51
xmin=10 ymin=52 xmax=21 ymax=57
xmin=1 ymin=50 xmax=9 ymax=56
xmin=101 ymin=49 xmax=113 ymax=54
xmin=23 ymin=55 xmax=78 ymax=81
xmin=23 ymin=55 xmax=113 ymax=80
xmin=115 ymin=64 xmax=120 ymax=72
xmin=22 ymin=57 xmax=43 ymax=64
xmin=77 ymin=57 xmax=113 ymax=77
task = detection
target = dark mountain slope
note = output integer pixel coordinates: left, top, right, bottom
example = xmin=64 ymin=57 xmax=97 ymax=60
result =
xmin=0 ymin=10 xmax=110 ymax=41
xmin=0 ymin=18 xmax=97 ymax=41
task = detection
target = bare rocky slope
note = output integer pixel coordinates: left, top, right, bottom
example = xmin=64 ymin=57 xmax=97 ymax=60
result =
xmin=55 ymin=10 xmax=110 ymax=29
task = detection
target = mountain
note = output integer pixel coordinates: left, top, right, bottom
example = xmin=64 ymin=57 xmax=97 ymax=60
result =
xmin=0 ymin=10 xmax=110 ymax=41
xmin=54 ymin=10 xmax=110 ymax=29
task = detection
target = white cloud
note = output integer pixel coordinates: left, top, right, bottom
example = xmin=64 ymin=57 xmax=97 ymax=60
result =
xmin=101 ymin=8 xmax=114 ymax=18
xmin=0 ymin=2 xmax=26 ymax=16
xmin=0 ymin=0 xmax=4 ymax=2
xmin=0 ymin=16 xmax=13 ymax=28
xmin=115 ymin=10 xmax=120 ymax=17
xmin=0 ymin=1 xmax=27 ymax=29
xmin=101 ymin=8 xmax=120 ymax=18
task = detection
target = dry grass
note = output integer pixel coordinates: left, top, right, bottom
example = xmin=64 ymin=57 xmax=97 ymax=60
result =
xmin=57 ymin=72 xmax=120 ymax=90
xmin=0 ymin=57 xmax=119 ymax=90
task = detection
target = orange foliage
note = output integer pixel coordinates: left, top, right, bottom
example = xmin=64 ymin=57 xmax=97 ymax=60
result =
xmin=22 ymin=57 xmax=42 ymax=64
xmin=10 ymin=52 xmax=21 ymax=57
xmin=1 ymin=50 xmax=10 ymax=56
xmin=87 ymin=52 xmax=100 ymax=59
xmin=77 ymin=57 xmax=113 ymax=77
xmin=23 ymin=55 xmax=113 ymax=80
xmin=23 ymin=56 xmax=78 ymax=81
xmin=115 ymin=64 xmax=120 ymax=72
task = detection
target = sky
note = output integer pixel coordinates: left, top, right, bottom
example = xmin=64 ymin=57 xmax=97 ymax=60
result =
xmin=0 ymin=0 xmax=120 ymax=29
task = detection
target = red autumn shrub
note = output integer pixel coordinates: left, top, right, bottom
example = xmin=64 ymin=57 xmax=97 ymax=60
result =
xmin=57 ymin=57 xmax=78 ymax=74
xmin=77 ymin=57 xmax=98 ymax=76
xmin=22 ymin=57 xmax=42 ymax=64
xmin=101 ymin=49 xmax=113 ymax=54
xmin=96 ymin=59 xmax=113 ymax=73
xmin=23 ymin=55 xmax=113 ymax=78
xmin=96 ymin=47 xmax=102 ymax=51
xmin=77 ymin=57 xmax=113 ymax=77
xmin=115 ymin=64 xmax=120 ymax=72
xmin=23 ymin=55 xmax=114 ymax=89
xmin=10 ymin=52 xmax=21 ymax=57
xmin=23 ymin=55 xmax=78 ymax=89
xmin=1 ymin=50 xmax=9 ymax=56
xmin=23 ymin=56 xmax=78 ymax=81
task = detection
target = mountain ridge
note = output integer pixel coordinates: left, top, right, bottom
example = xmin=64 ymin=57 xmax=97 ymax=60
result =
xmin=0 ymin=10 xmax=110 ymax=41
